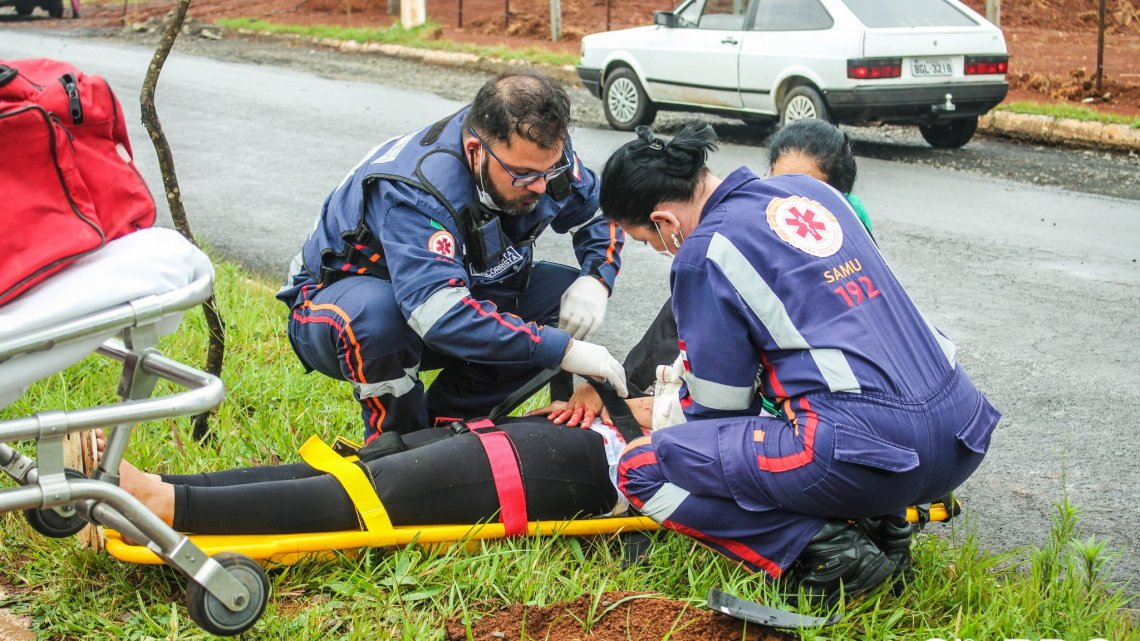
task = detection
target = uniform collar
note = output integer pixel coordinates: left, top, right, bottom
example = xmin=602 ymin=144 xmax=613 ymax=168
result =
xmin=700 ymin=166 xmax=760 ymax=222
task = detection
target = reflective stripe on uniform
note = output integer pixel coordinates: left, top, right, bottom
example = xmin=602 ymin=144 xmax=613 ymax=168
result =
xmin=707 ymin=233 xmax=861 ymax=394
xmin=354 ymin=366 xmax=419 ymax=400
xmin=408 ymin=286 xmax=469 ymax=337
xmin=684 ymin=373 xmax=757 ymax=411
xmin=639 ymin=482 xmax=690 ymax=524
xmin=918 ymin=310 xmax=958 ymax=367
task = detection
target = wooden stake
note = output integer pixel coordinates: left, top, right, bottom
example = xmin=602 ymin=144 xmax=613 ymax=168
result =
xmin=1096 ymin=0 xmax=1106 ymax=95
xmin=985 ymin=0 xmax=1000 ymax=27
xmin=550 ymin=0 xmax=561 ymax=41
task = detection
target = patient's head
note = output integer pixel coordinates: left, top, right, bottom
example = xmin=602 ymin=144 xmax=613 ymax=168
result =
xmin=767 ymin=119 xmax=856 ymax=194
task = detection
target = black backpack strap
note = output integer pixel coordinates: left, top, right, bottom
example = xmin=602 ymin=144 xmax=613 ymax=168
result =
xmin=487 ymin=367 xmax=565 ymax=422
xmin=588 ymin=380 xmax=644 ymax=443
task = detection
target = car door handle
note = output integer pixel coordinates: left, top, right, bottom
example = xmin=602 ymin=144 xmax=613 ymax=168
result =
xmin=721 ymin=36 xmax=739 ymax=45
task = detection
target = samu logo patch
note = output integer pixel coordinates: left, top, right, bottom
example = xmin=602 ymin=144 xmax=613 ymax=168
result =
xmin=766 ymin=196 xmax=843 ymax=258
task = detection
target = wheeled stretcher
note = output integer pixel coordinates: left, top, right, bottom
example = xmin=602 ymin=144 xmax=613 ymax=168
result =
xmin=0 ymin=228 xmax=269 ymax=636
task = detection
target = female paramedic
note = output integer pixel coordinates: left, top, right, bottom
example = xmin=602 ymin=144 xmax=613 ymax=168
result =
xmin=599 ymin=122 xmax=1001 ymax=606
xmin=538 ymin=116 xmax=874 ymax=417
xmin=105 ymin=414 xmax=647 ymax=535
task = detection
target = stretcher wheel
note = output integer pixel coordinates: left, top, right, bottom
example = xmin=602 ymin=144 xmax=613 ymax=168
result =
xmin=185 ymin=552 xmax=269 ymax=636
xmin=24 ymin=468 xmax=88 ymax=538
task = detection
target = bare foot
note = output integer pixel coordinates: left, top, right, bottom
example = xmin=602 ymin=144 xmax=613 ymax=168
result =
xmin=93 ymin=429 xmax=175 ymax=526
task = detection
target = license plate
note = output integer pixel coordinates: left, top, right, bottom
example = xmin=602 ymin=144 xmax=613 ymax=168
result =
xmin=911 ymin=57 xmax=953 ymax=77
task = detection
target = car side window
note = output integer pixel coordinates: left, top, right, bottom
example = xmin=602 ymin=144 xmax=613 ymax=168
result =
xmin=750 ymin=0 xmax=833 ymax=31
xmin=674 ymin=0 xmax=703 ymax=28
xmin=697 ymin=0 xmax=747 ymax=30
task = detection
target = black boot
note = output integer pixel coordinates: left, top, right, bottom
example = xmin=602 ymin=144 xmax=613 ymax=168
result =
xmin=786 ymin=521 xmax=896 ymax=608
xmin=859 ymin=516 xmax=915 ymax=592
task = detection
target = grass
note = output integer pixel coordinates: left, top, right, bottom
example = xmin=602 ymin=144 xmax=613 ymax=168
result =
xmin=216 ymin=17 xmax=579 ymax=67
xmin=995 ymin=100 xmax=1140 ymax=128
xmin=1 ymin=258 xmax=1137 ymax=640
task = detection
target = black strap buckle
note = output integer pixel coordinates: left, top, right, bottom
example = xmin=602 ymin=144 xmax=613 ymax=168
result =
xmin=0 ymin=65 xmax=18 ymax=89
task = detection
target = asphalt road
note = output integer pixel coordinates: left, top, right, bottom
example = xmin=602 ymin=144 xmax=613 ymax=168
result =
xmin=3 ymin=29 xmax=1139 ymax=590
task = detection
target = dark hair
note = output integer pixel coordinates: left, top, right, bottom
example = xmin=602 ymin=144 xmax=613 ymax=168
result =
xmin=766 ymin=119 xmax=857 ymax=193
xmin=463 ymin=70 xmax=571 ymax=151
xmin=600 ymin=121 xmax=718 ymax=226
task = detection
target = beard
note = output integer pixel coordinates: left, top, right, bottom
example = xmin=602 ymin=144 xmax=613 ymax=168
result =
xmin=480 ymin=155 xmax=541 ymax=216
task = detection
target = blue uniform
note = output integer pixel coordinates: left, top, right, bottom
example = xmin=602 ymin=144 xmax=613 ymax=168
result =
xmin=618 ymin=169 xmax=999 ymax=578
xmin=278 ymin=108 xmax=623 ymax=439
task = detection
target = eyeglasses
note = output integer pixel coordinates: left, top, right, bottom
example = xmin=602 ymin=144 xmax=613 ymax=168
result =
xmin=468 ymin=128 xmax=571 ymax=187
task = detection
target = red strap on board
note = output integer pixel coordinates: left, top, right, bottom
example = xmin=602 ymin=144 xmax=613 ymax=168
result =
xmin=468 ymin=420 xmax=528 ymax=536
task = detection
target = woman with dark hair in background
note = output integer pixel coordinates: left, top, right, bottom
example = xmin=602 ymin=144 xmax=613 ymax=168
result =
xmin=593 ymin=121 xmax=999 ymax=606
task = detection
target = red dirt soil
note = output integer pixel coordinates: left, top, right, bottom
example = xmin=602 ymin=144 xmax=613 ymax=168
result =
xmin=443 ymin=591 xmax=797 ymax=641
xmin=8 ymin=0 xmax=1139 ymax=116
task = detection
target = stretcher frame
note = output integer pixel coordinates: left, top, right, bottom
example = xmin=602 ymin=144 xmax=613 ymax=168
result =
xmin=0 ymin=230 xmax=268 ymax=635
xmin=103 ymin=504 xmax=955 ymax=566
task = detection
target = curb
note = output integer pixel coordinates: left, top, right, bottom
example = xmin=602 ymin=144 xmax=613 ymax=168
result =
xmin=235 ymin=28 xmax=1138 ymax=153
xmin=979 ymin=110 xmax=1140 ymax=152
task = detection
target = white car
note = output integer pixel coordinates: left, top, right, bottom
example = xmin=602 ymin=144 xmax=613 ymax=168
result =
xmin=578 ymin=0 xmax=1009 ymax=148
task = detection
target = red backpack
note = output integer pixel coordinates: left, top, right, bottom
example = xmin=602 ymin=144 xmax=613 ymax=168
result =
xmin=0 ymin=58 xmax=156 ymax=305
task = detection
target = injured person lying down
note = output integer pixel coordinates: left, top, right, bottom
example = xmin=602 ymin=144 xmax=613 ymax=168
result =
xmin=104 ymin=412 xmax=649 ymax=535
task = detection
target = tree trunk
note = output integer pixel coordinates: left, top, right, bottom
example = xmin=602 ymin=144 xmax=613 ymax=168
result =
xmin=139 ymin=0 xmax=226 ymax=443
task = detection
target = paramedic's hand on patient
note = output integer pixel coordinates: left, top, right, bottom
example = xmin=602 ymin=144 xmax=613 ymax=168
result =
xmin=559 ymin=339 xmax=628 ymax=398
xmin=559 ymin=276 xmax=609 ymax=340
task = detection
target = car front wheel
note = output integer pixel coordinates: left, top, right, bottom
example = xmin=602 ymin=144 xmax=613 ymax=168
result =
xmin=779 ymin=85 xmax=829 ymax=125
xmin=919 ymin=116 xmax=979 ymax=148
xmin=603 ymin=68 xmax=657 ymax=131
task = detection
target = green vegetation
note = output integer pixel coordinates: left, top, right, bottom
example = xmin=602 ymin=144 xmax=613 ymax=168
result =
xmin=1 ymin=260 xmax=1136 ymax=640
xmin=997 ymin=100 xmax=1140 ymax=128
xmin=216 ymin=17 xmax=579 ymax=67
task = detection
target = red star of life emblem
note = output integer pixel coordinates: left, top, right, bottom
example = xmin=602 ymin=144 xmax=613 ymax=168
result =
xmin=785 ymin=206 xmax=826 ymax=241
xmin=428 ymin=230 xmax=456 ymax=258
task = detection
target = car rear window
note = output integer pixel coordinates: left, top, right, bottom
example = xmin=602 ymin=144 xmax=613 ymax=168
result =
xmin=841 ymin=0 xmax=978 ymax=28
xmin=752 ymin=0 xmax=833 ymax=31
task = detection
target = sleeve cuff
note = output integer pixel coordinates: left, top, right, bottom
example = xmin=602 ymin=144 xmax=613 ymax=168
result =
xmin=534 ymin=326 xmax=573 ymax=369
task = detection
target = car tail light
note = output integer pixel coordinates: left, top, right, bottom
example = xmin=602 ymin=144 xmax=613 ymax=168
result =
xmin=847 ymin=58 xmax=902 ymax=80
xmin=964 ymin=55 xmax=1008 ymax=76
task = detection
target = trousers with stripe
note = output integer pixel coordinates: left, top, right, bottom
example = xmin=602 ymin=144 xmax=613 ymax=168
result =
xmin=618 ymin=367 xmax=997 ymax=578
xmin=286 ymin=262 xmax=579 ymax=440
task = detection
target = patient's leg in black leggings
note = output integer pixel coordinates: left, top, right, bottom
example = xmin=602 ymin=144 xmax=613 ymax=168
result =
xmin=166 ymin=420 xmax=616 ymax=534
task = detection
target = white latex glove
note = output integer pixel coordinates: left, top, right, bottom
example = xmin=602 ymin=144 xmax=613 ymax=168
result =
xmin=560 ymin=339 xmax=628 ymax=398
xmin=559 ymin=276 xmax=609 ymax=341
xmin=651 ymin=354 xmax=687 ymax=430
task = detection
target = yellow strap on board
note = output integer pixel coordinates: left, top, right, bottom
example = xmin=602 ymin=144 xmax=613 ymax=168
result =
xmin=299 ymin=435 xmax=395 ymax=539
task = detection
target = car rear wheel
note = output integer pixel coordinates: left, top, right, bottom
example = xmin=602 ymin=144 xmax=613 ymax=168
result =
xmin=919 ymin=116 xmax=979 ymax=148
xmin=46 ymin=0 xmax=63 ymax=17
xmin=15 ymin=0 xmax=36 ymax=16
xmin=779 ymin=85 xmax=829 ymax=125
xmin=603 ymin=68 xmax=657 ymax=131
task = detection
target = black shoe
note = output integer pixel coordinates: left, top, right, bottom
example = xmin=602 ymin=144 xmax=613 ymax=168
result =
xmin=787 ymin=521 xmax=896 ymax=608
xmin=859 ymin=516 xmax=915 ymax=593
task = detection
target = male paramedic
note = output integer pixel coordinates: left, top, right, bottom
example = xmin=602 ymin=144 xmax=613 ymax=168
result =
xmin=278 ymin=70 xmax=627 ymax=441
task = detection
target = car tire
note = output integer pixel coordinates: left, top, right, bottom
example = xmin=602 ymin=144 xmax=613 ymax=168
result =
xmin=15 ymin=0 xmax=36 ymax=16
xmin=919 ymin=116 xmax=979 ymax=148
xmin=779 ymin=85 xmax=829 ymax=125
xmin=46 ymin=0 xmax=63 ymax=17
xmin=603 ymin=67 xmax=656 ymax=131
